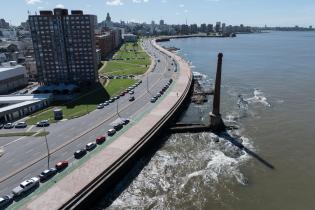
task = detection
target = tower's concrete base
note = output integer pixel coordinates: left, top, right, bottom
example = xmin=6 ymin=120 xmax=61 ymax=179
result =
xmin=209 ymin=112 xmax=226 ymax=132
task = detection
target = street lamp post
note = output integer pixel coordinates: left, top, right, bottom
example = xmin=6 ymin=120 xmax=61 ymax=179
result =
xmin=43 ymin=127 xmax=50 ymax=169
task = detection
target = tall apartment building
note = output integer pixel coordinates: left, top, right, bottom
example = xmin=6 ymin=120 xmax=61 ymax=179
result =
xmin=29 ymin=8 xmax=98 ymax=85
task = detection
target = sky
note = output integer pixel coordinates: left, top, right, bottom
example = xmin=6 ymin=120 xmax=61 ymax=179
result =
xmin=2 ymin=0 xmax=315 ymax=27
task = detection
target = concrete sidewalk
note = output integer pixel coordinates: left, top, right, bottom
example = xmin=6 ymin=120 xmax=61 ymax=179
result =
xmin=23 ymin=39 xmax=192 ymax=210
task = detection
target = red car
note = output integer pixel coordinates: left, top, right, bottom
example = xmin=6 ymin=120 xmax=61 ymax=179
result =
xmin=96 ymin=135 xmax=106 ymax=144
xmin=55 ymin=160 xmax=68 ymax=171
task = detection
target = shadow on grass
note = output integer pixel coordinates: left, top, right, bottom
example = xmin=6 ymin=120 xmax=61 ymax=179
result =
xmin=64 ymin=83 xmax=110 ymax=109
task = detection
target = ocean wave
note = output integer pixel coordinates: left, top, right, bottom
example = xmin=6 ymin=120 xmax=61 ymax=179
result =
xmin=244 ymin=88 xmax=271 ymax=107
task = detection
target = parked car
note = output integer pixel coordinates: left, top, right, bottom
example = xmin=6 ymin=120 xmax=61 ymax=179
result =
xmin=120 ymin=92 xmax=125 ymax=96
xmin=39 ymin=168 xmax=57 ymax=181
xmin=0 ymin=195 xmax=13 ymax=208
xmin=129 ymin=96 xmax=135 ymax=101
xmin=114 ymin=96 xmax=120 ymax=100
xmin=0 ymin=124 xmax=4 ymax=129
xmin=107 ymin=128 xmax=116 ymax=136
xmin=12 ymin=177 xmax=40 ymax=196
xmin=86 ymin=142 xmax=97 ymax=151
xmin=97 ymin=104 xmax=104 ymax=109
xmin=15 ymin=122 xmax=27 ymax=128
xmin=74 ymin=149 xmax=87 ymax=159
xmin=156 ymin=93 xmax=162 ymax=98
xmin=109 ymin=98 xmax=115 ymax=103
xmin=150 ymin=97 xmax=157 ymax=103
xmin=36 ymin=120 xmax=49 ymax=127
xmin=103 ymin=101 xmax=109 ymax=106
xmin=96 ymin=136 xmax=106 ymax=144
xmin=55 ymin=160 xmax=68 ymax=171
xmin=129 ymin=90 xmax=134 ymax=95
xmin=122 ymin=118 xmax=130 ymax=125
xmin=113 ymin=123 xmax=123 ymax=131
xmin=4 ymin=123 xmax=14 ymax=129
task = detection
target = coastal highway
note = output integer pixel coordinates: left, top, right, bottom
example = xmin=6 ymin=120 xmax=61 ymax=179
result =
xmin=0 ymin=39 xmax=178 ymax=199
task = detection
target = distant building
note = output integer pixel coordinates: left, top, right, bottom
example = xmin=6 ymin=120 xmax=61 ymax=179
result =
xmin=200 ymin=23 xmax=207 ymax=33
xmin=215 ymin=22 xmax=221 ymax=32
xmin=160 ymin=20 xmax=165 ymax=25
xmin=96 ymin=32 xmax=115 ymax=59
xmin=0 ymin=61 xmax=27 ymax=94
xmin=180 ymin=24 xmax=189 ymax=34
xmin=29 ymin=8 xmax=98 ymax=86
xmin=190 ymin=24 xmax=198 ymax=34
xmin=25 ymin=56 xmax=37 ymax=81
xmin=0 ymin=19 xmax=10 ymax=29
xmin=310 ymin=26 xmax=313 ymax=30
xmin=123 ymin=34 xmax=137 ymax=42
xmin=207 ymin=24 xmax=213 ymax=33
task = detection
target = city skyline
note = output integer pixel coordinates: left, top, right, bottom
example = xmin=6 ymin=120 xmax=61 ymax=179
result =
xmin=1 ymin=0 xmax=315 ymax=27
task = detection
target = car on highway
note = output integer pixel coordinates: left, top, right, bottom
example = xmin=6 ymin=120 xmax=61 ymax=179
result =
xmin=39 ymin=168 xmax=57 ymax=182
xmin=36 ymin=120 xmax=49 ymax=127
xmin=113 ymin=123 xmax=123 ymax=131
xmin=4 ymin=123 xmax=14 ymax=129
xmin=55 ymin=160 xmax=68 ymax=171
xmin=96 ymin=135 xmax=106 ymax=144
xmin=97 ymin=103 xmax=104 ymax=109
xmin=122 ymin=118 xmax=130 ymax=125
xmin=74 ymin=149 xmax=87 ymax=159
xmin=12 ymin=177 xmax=40 ymax=196
xmin=150 ymin=97 xmax=157 ymax=103
xmin=86 ymin=142 xmax=97 ymax=151
xmin=129 ymin=96 xmax=135 ymax=101
xmin=0 ymin=195 xmax=13 ymax=208
xmin=107 ymin=128 xmax=116 ymax=136
xmin=15 ymin=121 xmax=27 ymax=128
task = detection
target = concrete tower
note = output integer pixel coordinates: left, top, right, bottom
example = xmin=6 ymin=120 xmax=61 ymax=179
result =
xmin=209 ymin=53 xmax=226 ymax=132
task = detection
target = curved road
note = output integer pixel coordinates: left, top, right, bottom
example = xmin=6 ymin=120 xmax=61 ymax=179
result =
xmin=0 ymin=39 xmax=177 ymax=198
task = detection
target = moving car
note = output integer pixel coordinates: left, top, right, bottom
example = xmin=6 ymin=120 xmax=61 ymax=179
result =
xmin=39 ymin=168 xmax=57 ymax=181
xmin=36 ymin=120 xmax=50 ymax=127
xmin=15 ymin=122 xmax=27 ymax=128
xmin=129 ymin=96 xmax=135 ymax=101
xmin=96 ymin=135 xmax=106 ymax=144
xmin=55 ymin=160 xmax=68 ymax=171
xmin=0 ymin=195 xmax=13 ymax=208
xmin=86 ymin=142 xmax=97 ymax=151
xmin=74 ymin=149 xmax=87 ymax=159
xmin=12 ymin=177 xmax=40 ymax=196
xmin=4 ymin=123 xmax=14 ymax=129
xmin=107 ymin=128 xmax=116 ymax=136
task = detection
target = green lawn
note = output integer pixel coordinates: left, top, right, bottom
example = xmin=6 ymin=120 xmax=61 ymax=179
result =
xmin=26 ymin=79 xmax=136 ymax=125
xmin=100 ymin=41 xmax=151 ymax=76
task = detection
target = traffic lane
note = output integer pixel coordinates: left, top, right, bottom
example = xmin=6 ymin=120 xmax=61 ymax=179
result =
xmin=0 ymin=137 xmax=17 ymax=147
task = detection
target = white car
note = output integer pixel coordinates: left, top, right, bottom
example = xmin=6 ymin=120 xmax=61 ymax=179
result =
xmin=12 ymin=177 xmax=40 ymax=196
xmin=4 ymin=123 xmax=14 ymax=129
xmin=86 ymin=142 xmax=97 ymax=151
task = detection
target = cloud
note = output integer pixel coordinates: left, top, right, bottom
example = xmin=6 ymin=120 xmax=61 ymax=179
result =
xmin=55 ymin=4 xmax=65 ymax=8
xmin=179 ymin=4 xmax=184 ymax=8
xmin=184 ymin=9 xmax=188 ymax=13
xmin=161 ymin=0 xmax=167 ymax=3
xmin=106 ymin=0 xmax=124 ymax=6
xmin=132 ymin=0 xmax=149 ymax=3
xmin=25 ymin=0 xmax=42 ymax=4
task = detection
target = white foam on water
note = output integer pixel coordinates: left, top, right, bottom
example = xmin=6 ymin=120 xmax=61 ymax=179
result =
xmin=107 ymin=132 xmax=253 ymax=210
xmin=245 ymin=89 xmax=271 ymax=107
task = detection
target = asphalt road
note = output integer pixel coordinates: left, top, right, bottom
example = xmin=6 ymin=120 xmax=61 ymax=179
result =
xmin=0 ymin=39 xmax=178 ymax=200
